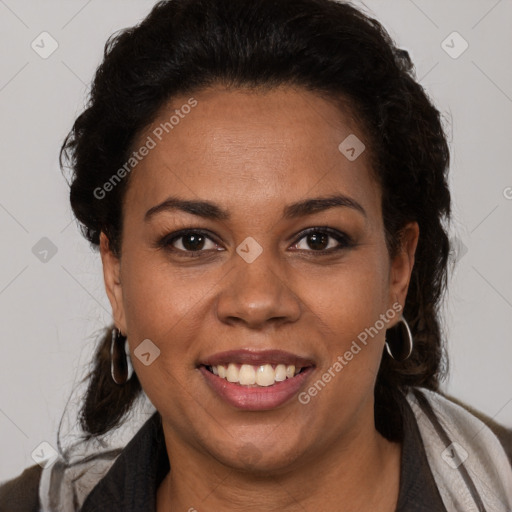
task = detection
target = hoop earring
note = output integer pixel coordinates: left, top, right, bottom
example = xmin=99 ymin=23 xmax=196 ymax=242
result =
xmin=385 ymin=317 xmax=413 ymax=362
xmin=110 ymin=327 xmax=134 ymax=385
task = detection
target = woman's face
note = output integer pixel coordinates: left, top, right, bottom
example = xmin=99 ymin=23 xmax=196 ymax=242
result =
xmin=101 ymin=85 xmax=418 ymax=472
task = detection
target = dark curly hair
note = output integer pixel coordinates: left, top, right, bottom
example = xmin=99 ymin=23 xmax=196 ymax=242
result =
xmin=60 ymin=0 xmax=451 ymax=442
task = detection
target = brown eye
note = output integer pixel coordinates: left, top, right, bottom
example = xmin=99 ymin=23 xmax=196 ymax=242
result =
xmin=305 ymin=232 xmax=329 ymax=250
xmin=160 ymin=229 xmax=222 ymax=254
xmin=179 ymin=233 xmax=207 ymax=251
xmin=292 ymin=228 xmax=352 ymax=253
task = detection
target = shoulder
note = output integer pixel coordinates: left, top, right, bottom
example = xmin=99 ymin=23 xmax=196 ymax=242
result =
xmin=0 ymin=464 xmax=42 ymax=512
xmin=441 ymin=391 xmax=512 ymax=464
xmin=406 ymin=387 xmax=512 ymax=510
xmin=408 ymin=388 xmax=512 ymax=464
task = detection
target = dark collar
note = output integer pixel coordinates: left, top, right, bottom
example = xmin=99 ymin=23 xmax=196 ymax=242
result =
xmin=81 ymin=393 xmax=447 ymax=511
xmin=80 ymin=412 xmax=169 ymax=512
xmin=395 ymin=392 xmax=447 ymax=511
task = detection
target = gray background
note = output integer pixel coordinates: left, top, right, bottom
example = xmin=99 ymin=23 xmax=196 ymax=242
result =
xmin=0 ymin=0 xmax=511 ymax=480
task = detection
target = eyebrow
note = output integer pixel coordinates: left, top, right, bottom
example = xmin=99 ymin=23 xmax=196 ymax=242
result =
xmin=144 ymin=194 xmax=366 ymax=222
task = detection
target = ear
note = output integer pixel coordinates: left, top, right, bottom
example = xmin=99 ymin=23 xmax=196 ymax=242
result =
xmin=388 ymin=222 xmax=419 ymax=320
xmin=99 ymin=232 xmax=126 ymax=333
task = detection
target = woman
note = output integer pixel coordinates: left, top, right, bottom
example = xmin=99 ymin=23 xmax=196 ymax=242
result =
xmin=1 ymin=0 xmax=511 ymax=510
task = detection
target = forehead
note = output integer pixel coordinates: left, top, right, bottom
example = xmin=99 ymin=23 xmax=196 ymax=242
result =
xmin=124 ymin=85 xmax=380 ymax=220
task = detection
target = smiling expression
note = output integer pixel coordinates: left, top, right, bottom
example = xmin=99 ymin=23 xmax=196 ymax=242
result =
xmin=101 ymin=84 xmax=418 ymax=472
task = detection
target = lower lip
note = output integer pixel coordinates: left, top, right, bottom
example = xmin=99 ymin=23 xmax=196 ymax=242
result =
xmin=199 ymin=366 xmax=314 ymax=411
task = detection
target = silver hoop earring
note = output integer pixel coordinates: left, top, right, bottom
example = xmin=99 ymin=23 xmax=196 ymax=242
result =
xmin=385 ymin=317 xmax=413 ymax=362
xmin=110 ymin=327 xmax=134 ymax=385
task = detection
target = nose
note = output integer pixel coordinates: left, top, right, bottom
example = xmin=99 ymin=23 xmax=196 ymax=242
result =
xmin=215 ymin=250 xmax=302 ymax=330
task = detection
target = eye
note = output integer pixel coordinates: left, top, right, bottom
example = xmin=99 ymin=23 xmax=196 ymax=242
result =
xmin=159 ymin=229 xmax=223 ymax=255
xmin=290 ymin=227 xmax=353 ymax=253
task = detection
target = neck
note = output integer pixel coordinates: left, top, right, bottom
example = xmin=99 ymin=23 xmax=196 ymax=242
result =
xmin=156 ymin=421 xmax=401 ymax=512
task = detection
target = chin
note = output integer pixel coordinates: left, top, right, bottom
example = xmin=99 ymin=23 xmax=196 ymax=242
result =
xmin=209 ymin=437 xmax=305 ymax=475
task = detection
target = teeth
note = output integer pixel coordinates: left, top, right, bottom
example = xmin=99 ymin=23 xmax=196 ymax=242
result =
xmin=208 ymin=363 xmax=301 ymax=387
xmin=275 ymin=364 xmax=287 ymax=382
xmin=226 ymin=363 xmax=239 ymax=383
xmin=239 ymin=364 xmax=256 ymax=385
xmin=256 ymin=364 xmax=275 ymax=386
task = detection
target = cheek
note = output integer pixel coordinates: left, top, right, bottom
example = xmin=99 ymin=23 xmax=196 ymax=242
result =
xmin=301 ymin=250 xmax=391 ymax=394
xmin=119 ymin=249 xmax=231 ymax=396
xmin=304 ymin=250 xmax=389 ymax=332
xmin=119 ymin=254 xmax=206 ymax=413
xmin=121 ymin=251 xmax=211 ymax=332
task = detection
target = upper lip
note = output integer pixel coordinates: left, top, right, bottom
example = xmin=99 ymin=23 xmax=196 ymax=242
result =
xmin=200 ymin=349 xmax=315 ymax=368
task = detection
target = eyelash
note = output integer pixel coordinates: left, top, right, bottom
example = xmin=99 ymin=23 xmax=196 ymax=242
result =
xmin=157 ymin=227 xmax=354 ymax=257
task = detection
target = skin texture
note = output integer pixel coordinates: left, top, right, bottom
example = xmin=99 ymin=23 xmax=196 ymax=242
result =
xmin=100 ymin=85 xmax=419 ymax=511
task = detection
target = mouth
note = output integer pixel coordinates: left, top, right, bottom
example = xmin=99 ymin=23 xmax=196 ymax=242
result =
xmin=198 ymin=349 xmax=315 ymax=410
